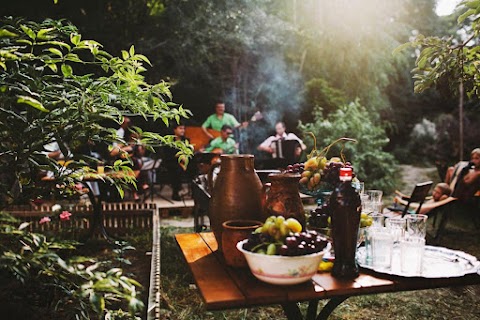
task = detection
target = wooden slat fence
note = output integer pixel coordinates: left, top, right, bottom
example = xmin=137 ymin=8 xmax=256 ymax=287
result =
xmin=4 ymin=202 xmax=157 ymax=237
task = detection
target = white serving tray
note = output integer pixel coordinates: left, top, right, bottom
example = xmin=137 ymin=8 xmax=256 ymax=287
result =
xmin=356 ymin=245 xmax=480 ymax=278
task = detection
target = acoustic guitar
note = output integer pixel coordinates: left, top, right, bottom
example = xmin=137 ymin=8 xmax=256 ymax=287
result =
xmin=185 ymin=111 xmax=263 ymax=152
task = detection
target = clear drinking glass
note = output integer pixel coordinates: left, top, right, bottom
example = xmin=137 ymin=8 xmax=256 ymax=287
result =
xmin=400 ymin=236 xmax=425 ymax=275
xmin=385 ymin=216 xmax=406 ymax=244
xmin=371 ymin=228 xmax=394 ymax=269
xmin=405 ymin=214 xmax=428 ymax=239
xmin=370 ymin=213 xmax=385 ymax=228
xmin=361 ymin=194 xmax=371 ymax=213
xmin=366 ymin=190 xmax=383 ymax=214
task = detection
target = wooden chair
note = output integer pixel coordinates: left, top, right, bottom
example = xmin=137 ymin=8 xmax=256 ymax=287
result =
xmin=388 ymin=181 xmax=433 ymax=217
xmin=429 ymin=196 xmax=480 ymax=240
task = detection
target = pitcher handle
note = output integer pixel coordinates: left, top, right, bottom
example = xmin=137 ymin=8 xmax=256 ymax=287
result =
xmin=261 ymin=182 xmax=271 ymax=217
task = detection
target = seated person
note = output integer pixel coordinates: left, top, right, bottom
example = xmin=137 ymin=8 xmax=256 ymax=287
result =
xmin=110 ymin=131 xmax=147 ymax=201
xmin=257 ymin=121 xmax=306 ymax=159
xmin=40 ymin=139 xmax=72 ymax=179
xmin=394 ymin=183 xmax=456 ymax=215
xmin=203 ymin=125 xmax=238 ymax=155
xmin=445 ymin=148 xmax=480 ymax=201
xmin=163 ymin=123 xmax=190 ymax=201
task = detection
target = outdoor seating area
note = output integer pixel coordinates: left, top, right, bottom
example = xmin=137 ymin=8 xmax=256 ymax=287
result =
xmin=2 ymin=1 xmax=480 ymax=320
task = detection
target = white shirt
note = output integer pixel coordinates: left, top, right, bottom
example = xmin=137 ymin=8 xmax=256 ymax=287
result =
xmin=42 ymin=141 xmax=70 ymax=160
xmin=259 ymin=133 xmax=305 ymax=158
xmin=259 ymin=133 xmax=303 ymax=148
xmin=116 ymin=127 xmax=125 ymax=139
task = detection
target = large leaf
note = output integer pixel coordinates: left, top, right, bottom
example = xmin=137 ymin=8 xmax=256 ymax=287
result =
xmin=16 ymin=96 xmax=49 ymax=112
xmin=48 ymin=48 xmax=63 ymax=57
xmin=458 ymin=8 xmax=476 ymax=23
xmin=70 ymin=33 xmax=81 ymax=45
xmin=37 ymin=27 xmax=55 ymax=41
xmin=61 ymin=64 xmax=73 ymax=77
xmin=0 ymin=29 xmax=18 ymax=38
xmin=20 ymin=25 xmax=36 ymax=40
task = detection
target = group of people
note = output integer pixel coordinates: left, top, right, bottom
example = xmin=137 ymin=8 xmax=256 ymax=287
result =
xmin=97 ymin=100 xmax=306 ymax=201
xmin=42 ymin=98 xmax=480 ymax=205
xmin=199 ymin=101 xmax=306 ymax=160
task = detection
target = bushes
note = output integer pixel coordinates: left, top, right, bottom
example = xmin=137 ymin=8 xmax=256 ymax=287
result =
xmin=299 ymin=99 xmax=398 ymax=193
xmin=0 ymin=212 xmax=143 ymax=319
xmin=0 ymin=17 xmax=193 ymax=206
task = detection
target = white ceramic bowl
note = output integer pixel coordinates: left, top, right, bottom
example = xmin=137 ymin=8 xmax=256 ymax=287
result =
xmin=236 ymin=239 xmax=325 ymax=285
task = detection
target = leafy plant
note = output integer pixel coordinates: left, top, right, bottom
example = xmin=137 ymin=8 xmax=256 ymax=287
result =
xmin=394 ymin=0 xmax=480 ymax=98
xmin=0 ymin=211 xmax=144 ymax=319
xmin=0 ymin=17 xmax=193 ymax=206
xmin=299 ymin=99 xmax=398 ymax=193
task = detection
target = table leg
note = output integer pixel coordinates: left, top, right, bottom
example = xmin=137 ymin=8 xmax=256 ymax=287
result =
xmin=281 ymin=302 xmax=304 ymax=320
xmin=306 ymin=300 xmax=319 ymax=320
xmin=316 ymin=296 xmax=348 ymax=320
xmin=83 ymin=183 xmax=117 ymax=243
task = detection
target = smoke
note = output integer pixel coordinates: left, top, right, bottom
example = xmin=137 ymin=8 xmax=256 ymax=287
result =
xmin=228 ymin=52 xmax=304 ymax=156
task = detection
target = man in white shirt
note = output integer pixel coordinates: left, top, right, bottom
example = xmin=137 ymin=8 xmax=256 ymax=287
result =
xmin=257 ymin=121 xmax=306 ymax=159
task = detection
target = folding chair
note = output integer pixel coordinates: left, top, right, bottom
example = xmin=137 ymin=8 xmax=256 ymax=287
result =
xmin=388 ymin=181 xmax=433 ymax=217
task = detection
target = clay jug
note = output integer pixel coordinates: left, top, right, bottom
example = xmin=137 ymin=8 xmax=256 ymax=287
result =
xmin=222 ymin=219 xmax=262 ymax=267
xmin=264 ymin=173 xmax=306 ymax=228
xmin=209 ymin=154 xmax=264 ymax=251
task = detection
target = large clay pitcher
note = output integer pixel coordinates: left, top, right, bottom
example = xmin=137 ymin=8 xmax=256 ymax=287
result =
xmin=209 ymin=154 xmax=264 ymax=251
xmin=264 ymin=173 xmax=306 ymax=228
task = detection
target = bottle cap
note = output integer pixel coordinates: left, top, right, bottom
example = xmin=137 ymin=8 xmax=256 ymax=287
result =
xmin=339 ymin=167 xmax=352 ymax=181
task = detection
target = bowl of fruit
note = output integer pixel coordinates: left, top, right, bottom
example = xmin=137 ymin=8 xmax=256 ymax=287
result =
xmin=237 ymin=216 xmax=329 ymax=285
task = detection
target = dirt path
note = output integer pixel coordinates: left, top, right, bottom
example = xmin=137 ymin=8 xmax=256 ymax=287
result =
xmin=397 ymin=164 xmax=438 ymax=194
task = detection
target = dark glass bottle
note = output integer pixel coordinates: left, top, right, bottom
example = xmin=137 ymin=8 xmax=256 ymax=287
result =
xmin=330 ymin=168 xmax=361 ymax=279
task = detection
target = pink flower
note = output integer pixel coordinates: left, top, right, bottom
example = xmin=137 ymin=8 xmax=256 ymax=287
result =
xmin=39 ymin=216 xmax=51 ymax=224
xmin=59 ymin=211 xmax=72 ymax=221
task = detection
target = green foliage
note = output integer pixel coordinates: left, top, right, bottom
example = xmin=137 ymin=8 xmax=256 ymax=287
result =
xmin=303 ymin=78 xmax=347 ymax=118
xmin=0 ymin=17 xmax=193 ymax=205
xmin=0 ymin=211 xmax=144 ymax=319
xmin=299 ymin=99 xmax=398 ymax=193
xmin=397 ymin=0 xmax=480 ymax=99
xmin=292 ymin=0 xmax=418 ymax=112
xmin=158 ymin=0 xmax=299 ymax=120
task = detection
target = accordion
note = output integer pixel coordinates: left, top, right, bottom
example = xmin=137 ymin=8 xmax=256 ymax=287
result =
xmin=271 ymin=139 xmax=300 ymax=164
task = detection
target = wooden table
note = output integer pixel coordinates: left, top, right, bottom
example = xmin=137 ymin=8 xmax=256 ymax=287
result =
xmin=176 ymin=232 xmax=480 ymax=320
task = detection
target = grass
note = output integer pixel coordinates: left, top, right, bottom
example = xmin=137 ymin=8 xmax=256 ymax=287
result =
xmin=160 ymin=213 xmax=480 ymax=320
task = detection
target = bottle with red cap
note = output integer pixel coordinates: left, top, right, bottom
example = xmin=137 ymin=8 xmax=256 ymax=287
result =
xmin=330 ymin=167 xmax=362 ymax=279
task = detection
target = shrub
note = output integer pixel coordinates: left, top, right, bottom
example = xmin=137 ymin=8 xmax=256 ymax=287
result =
xmin=0 ymin=212 xmax=143 ymax=319
xmin=299 ymin=99 xmax=398 ymax=193
xmin=0 ymin=17 xmax=193 ymax=206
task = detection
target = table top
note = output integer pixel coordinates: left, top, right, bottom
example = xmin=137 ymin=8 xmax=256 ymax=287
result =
xmin=175 ymin=232 xmax=480 ymax=311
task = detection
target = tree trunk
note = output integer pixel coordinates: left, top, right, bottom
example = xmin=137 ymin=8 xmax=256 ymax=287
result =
xmin=458 ymin=80 xmax=464 ymax=160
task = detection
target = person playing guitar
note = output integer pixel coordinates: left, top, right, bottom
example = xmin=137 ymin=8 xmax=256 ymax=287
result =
xmin=201 ymin=101 xmax=248 ymax=139
xmin=202 ymin=125 xmax=238 ymax=155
